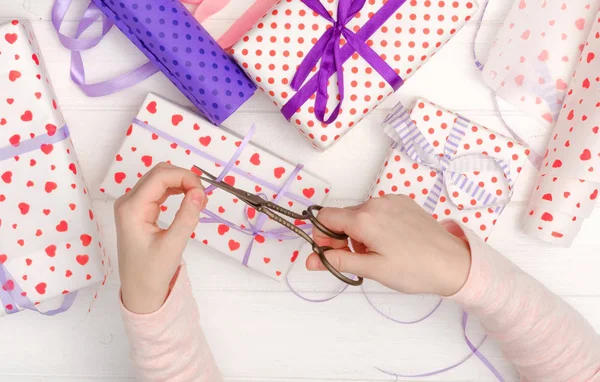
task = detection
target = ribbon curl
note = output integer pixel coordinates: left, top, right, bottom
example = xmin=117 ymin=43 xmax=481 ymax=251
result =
xmin=283 ymin=0 xmax=406 ymax=124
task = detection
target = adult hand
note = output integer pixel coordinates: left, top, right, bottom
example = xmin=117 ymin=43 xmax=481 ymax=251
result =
xmin=306 ymin=195 xmax=471 ymax=296
xmin=114 ymin=162 xmax=207 ymax=314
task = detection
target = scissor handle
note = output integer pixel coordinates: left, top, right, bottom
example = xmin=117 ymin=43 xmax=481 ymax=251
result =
xmin=304 ymin=205 xmax=348 ymax=240
xmin=312 ymin=245 xmax=363 ymax=286
xmin=304 ymin=206 xmax=363 ymax=286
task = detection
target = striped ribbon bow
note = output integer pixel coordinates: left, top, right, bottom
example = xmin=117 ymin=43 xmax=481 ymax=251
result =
xmin=382 ymin=102 xmax=513 ymax=214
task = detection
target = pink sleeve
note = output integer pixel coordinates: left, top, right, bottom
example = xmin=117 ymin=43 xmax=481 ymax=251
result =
xmin=445 ymin=222 xmax=600 ymax=381
xmin=120 ymin=265 xmax=222 ymax=382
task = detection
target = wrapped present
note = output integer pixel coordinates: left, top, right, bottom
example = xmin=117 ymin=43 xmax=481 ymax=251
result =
xmin=99 ymin=93 xmax=330 ymax=280
xmin=482 ymin=0 xmax=600 ymax=129
xmin=0 ymin=20 xmax=110 ymax=316
xmin=523 ymin=11 xmax=600 ymax=247
xmin=231 ymin=0 xmax=479 ymax=150
xmin=53 ymin=0 xmax=257 ymax=125
xmin=369 ymin=99 xmax=530 ymax=240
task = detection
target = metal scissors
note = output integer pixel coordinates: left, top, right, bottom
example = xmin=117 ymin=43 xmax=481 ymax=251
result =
xmin=193 ymin=166 xmax=363 ymax=286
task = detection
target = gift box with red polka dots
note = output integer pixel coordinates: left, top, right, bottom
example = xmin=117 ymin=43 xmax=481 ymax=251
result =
xmin=370 ymin=99 xmax=530 ymax=241
xmin=100 ymin=93 xmax=330 ymax=281
xmin=231 ymin=0 xmax=479 ymax=151
xmin=0 ymin=21 xmax=110 ymax=316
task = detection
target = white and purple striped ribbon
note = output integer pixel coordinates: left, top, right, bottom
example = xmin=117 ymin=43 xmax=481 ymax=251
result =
xmin=383 ymin=102 xmax=513 ymax=215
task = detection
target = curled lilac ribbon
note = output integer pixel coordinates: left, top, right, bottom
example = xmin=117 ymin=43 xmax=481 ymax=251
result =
xmin=383 ymin=102 xmax=513 ymax=215
xmin=0 ymin=125 xmax=77 ymax=315
xmin=52 ymin=0 xmax=159 ymax=96
xmin=282 ymin=0 xmax=406 ymax=124
xmin=131 ymin=119 xmax=315 ymax=269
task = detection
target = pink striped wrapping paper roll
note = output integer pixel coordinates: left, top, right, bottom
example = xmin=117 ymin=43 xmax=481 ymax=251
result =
xmin=523 ymin=11 xmax=600 ymax=246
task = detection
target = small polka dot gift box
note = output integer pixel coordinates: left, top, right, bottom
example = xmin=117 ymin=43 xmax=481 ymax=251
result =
xmin=523 ymin=11 xmax=600 ymax=247
xmin=231 ymin=0 xmax=479 ymax=151
xmin=482 ymin=0 xmax=599 ymax=129
xmin=89 ymin=0 xmax=256 ymax=125
xmin=100 ymin=93 xmax=331 ymax=281
xmin=0 ymin=21 xmax=110 ymax=316
xmin=369 ymin=99 xmax=530 ymax=241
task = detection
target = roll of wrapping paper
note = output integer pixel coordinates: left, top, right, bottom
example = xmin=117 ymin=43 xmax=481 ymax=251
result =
xmin=523 ymin=11 xmax=600 ymax=246
xmin=90 ymin=0 xmax=256 ymax=125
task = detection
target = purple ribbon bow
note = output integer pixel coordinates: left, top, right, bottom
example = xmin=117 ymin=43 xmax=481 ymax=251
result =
xmin=283 ymin=0 xmax=406 ymax=124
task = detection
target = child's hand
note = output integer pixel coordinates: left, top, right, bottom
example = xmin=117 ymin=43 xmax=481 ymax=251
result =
xmin=114 ymin=163 xmax=207 ymax=314
xmin=307 ymin=195 xmax=471 ymax=296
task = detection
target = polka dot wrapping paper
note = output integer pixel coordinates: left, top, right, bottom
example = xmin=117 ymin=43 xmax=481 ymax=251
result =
xmin=482 ymin=0 xmax=599 ymax=134
xmin=523 ymin=11 xmax=600 ymax=247
xmin=231 ymin=0 xmax=479 ymax=151
xmin=369 ymin=99 xmax=530 ymax=241
xmin=90 ymin=0 xmax=257 ymax=125
xmin=0 ymin=21 xmax=110 ymax=316
xmin=99 ymin=93 xmax=331 ymax=281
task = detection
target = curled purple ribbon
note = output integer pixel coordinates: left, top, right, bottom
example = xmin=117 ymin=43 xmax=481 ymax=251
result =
xmin=131 ymin=119 xmax=315 ymax=268
xmin=282 ymin=0 xmax=406 ymax=124
xmin=383 ymin=102 xmax=513 ymax=215
xmin=52 ymin=0 xmax=159 ymax=97
xmin=0 ymin=125 xmax=77 ymax=315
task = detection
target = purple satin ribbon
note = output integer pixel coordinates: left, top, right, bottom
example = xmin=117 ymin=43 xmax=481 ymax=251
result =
xmin=52 ymin=0 xmax=159 ymax=96
xmin=384 ymin=103 xmax=513 ymax=215
xmin=1 ymin=125 xmax=70 ymax=162
xmin=281 ymin=0 xmax=406 ymax=124
xmin=0 ymin=124 xmax=77 ymax=315
xmin=131 ymin=119 xmax=315 ymax=268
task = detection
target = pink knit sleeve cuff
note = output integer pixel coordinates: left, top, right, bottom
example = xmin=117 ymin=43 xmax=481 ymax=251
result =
xmin=441 ymin=220 xmax=494 ymax=309
xmin=120 ymin=265 xmax=193 ymax=336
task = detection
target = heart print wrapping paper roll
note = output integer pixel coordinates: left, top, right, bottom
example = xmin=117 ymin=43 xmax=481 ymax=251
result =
xmin=523 ymin=11 xmax=600 ymax=246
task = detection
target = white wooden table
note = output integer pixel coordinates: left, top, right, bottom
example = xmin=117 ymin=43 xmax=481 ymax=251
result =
xmin=1 ymin=1 xmax=599 ymax=381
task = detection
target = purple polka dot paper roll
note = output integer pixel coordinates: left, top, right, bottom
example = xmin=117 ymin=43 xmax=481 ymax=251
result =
xmin=92 ymin=0 xmax=256 ymax=125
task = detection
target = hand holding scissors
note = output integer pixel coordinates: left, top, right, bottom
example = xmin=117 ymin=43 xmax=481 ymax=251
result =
xmin=193 ymin=166 xmax=363 ymax=286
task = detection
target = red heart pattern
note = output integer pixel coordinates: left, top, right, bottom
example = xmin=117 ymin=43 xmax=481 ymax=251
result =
xmin=371 ymin=99 xmax=529 ymax=241
xmin=482 ymin=1 xmax=598 ymax=128
xmin=523 ymin=14 xmax=600 ymax=246
xmin=100 ymin=94 xmax=330 ymax=281
xmin=231 ymin=0 xmax=477 ymax=150
xmin=0 ymin=21 xmax=110 ymax=313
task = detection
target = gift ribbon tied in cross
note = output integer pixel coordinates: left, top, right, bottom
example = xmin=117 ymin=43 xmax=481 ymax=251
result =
xmin=0 ymin=125 xmax=77 ymax=315
xmin=131 ymin=120 xmax=315 ymax=269
xmin=282 ymin=0 xmax=406 ymax=124
xmin=383 ymin=103 xmax=513 ymax=214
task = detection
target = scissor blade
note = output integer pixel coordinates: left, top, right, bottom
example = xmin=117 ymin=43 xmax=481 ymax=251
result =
xmin=192 ymin=165 xmax=217 ymax=180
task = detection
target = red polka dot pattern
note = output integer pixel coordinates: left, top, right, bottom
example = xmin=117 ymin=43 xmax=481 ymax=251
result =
xmin=100 ymin=94 xmax=330 ymax=281
xmin=482 ymin=0 xmax=598 ymax=128
xmin=0 ymin=21 xmax=110 ymax=315
xmin=232 ymin=0 xmax=478 ymax=150
xmin=369 ymin=98 xmax=529 ymax=241
xmin=523 ymin=14 xmax=600 ymax=247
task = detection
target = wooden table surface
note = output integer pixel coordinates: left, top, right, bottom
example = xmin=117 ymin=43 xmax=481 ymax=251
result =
xmin=1 ymin=1 xmax=599 ymax=381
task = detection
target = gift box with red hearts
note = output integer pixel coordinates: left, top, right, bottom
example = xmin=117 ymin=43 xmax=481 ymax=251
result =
xmin=99 ymin=93 xmax=330 ymax=281
xmin=231 ymin=0 xmax=479 ymax=151
xmin=369 ymin=99 xmax=530 ymax=241
xmin=0 ymin=20 xmax=110 ymax=316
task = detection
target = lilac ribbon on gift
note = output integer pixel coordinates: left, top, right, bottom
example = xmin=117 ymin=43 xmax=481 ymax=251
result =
xmin=0 ymin=125 xmax=77 ymax=315
xmin=383 ymin=103 xmax=513 ymax=215
xmin=131 ymin=119 xmax=315 ymax=270
xmin=281 ymin=0 xmax=406 ymax=124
